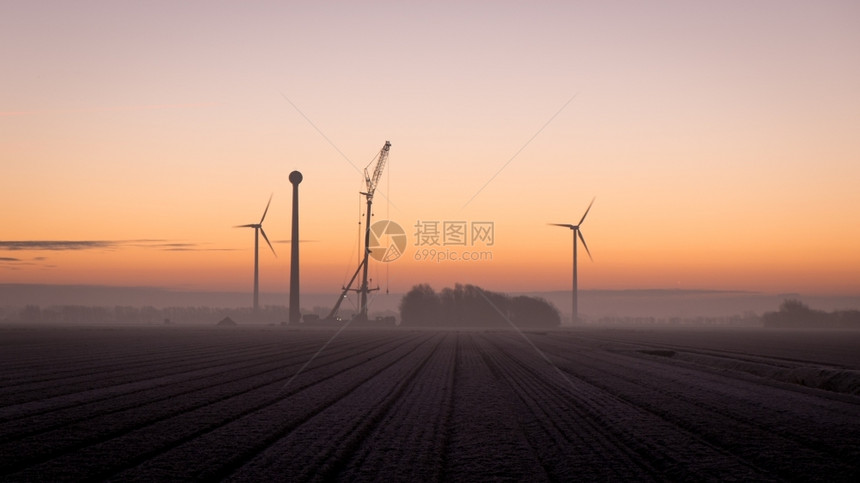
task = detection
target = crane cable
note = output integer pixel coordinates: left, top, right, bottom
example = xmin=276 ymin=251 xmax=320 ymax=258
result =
xmin=357 ymin=187 xmax=362 ymax=266
xmin=385 ymin=151 xmax=390 ymax=295
xmin=339 ymin=187 xmax=362 ymax=287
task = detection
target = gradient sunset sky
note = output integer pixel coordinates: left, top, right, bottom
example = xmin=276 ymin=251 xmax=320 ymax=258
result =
xmin=2 ymin=1 xmax=859 ymax=297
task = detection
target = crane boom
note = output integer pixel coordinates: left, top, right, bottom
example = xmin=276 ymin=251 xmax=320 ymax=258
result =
xmin=364 ymin=141 xmax=391 ymax=198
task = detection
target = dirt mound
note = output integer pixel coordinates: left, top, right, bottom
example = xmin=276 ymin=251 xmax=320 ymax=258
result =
xmin=668 ymin=351 xmax=860 ymax=396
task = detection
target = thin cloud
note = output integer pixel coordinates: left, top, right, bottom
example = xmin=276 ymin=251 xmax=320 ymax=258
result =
xmin=0 ymin=239 xmax=233 ymax=252
xmin=162 ymin=246 xmax=237 ymax=252
xmin=129 ymin=241 xmax=236 ymax=252
xmin=0 ymin=256 xmax=44 ymax=270
xmin=140 ymin=242 xmax=198 ymax=251
xmin=0 ymin=241 xmax=117 ymax=251
xmin=1 ymin=256 xmax=52 ymax=270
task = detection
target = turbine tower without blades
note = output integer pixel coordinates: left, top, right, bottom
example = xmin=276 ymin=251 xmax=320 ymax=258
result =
xmin=235 ymin=194 xmax=277 ymax=314
xmin=549 ymin=197 xmax=594 ymax=324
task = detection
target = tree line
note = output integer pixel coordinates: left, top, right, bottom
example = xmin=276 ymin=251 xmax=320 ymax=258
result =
xmin=4 ymin=305 xmax=292 ymax=325
xmin=399 ymin=283 xmax=561 ymax=328
xmin=762 ymin=299 xmax=860 ymax=328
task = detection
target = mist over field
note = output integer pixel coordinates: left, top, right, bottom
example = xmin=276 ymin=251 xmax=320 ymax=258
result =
xmin=3 ymin=283 xmax=859 ymax=325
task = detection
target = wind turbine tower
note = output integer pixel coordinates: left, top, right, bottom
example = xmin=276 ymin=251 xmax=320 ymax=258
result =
xmin=235 ymin=195 xmax=277 ymax=314
xmin=289 ymin=171 xmax=302 ymax=325
xmin=550 ymin=198 xmax=594 ymax=324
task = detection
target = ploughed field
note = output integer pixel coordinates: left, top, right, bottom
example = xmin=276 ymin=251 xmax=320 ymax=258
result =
xmin=1 ymin=326 xmax=858 ymax=481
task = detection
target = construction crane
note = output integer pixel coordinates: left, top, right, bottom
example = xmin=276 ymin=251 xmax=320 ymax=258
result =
xmin=364 ymin=141 xmax=389 ymax=203
xmin=328 ymin=141 xmax=391 ymax=321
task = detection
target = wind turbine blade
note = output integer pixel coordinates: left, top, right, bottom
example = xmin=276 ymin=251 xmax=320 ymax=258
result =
xmin=260 ymin=227 xmax=277 ymax=257
xmin=234 ymin=224 xmax=256 ymax=228
xmin=578 ymin=229 xmax=593 ymax=261
xmin=260 ymin=194 xmax=273 ymax=224
xmin=548 ymin=223 xmax=576 ymax=229
xmin=578 ymin=197 xmax=595 ymax=226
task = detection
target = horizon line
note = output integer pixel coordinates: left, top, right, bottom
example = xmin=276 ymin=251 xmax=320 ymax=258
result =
xmin=2 ymin=282 xmax=858 ymax=297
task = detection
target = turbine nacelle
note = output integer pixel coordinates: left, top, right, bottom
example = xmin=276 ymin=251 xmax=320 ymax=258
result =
xmin=548 ymin=197 xmax=595 ymax=261
xmin=234 ymin=194 xmax=277 ymax=257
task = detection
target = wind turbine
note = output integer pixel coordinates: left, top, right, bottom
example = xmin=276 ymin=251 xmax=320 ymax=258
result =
xmin=549 ymin=197 xmax=594 ymax=324
xmin=235 ymin=194 xmax=277 ymax=313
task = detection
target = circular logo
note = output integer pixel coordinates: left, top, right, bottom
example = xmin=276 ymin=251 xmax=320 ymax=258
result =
xmin=368 ymin=220 xmax=407 ymax=262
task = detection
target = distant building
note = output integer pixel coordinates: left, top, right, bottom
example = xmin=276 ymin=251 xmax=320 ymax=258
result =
xmin=217 ymin=316 xmax=237 ymax=326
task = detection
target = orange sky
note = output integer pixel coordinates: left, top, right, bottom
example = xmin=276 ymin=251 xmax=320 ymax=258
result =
xmin=2 ymin=1 xmax=859 ymax=297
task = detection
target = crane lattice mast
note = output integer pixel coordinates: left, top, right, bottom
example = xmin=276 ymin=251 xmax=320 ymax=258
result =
xmin=328 ymin=141 xmax=391 ymax=321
